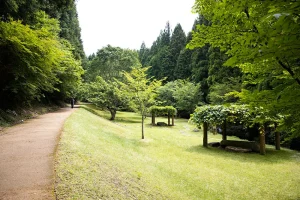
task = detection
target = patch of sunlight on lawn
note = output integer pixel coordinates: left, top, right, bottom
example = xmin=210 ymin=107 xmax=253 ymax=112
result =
xmin=55 ymin=105 xmax=300 ymax=200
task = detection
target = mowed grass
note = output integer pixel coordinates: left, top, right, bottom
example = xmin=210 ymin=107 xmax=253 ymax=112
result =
xmin=55 ymin=105 xmax=300 ymax=200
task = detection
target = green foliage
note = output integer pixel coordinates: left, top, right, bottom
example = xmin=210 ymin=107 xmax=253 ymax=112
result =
xmin=190 ymin=105 xmax=249 ymax=130
xmin=208 ymin=77 xmax=242 ymax=104
xmin=156 ymin=80 xmax=202 ymax=116
xmin=188 ymin=0 xmax=300 ymax=137
xmin=138 ymin=42 xmax=150 ymax=67
xmin=174 ymin=48 xmax=192 ymax=80
xmin=120 ymin=66 xmax=162 ymax=115
xmin=59 ymin=3 xmax=85 ymax=60
xmin=149 ymin=106 xmax=177 ymax=116
xmin=0 ymin=0 xmax=85 ymax=107
xmin=0 ymin=0 xmax=74 ymax=23
xmin=168 ymin=24 xmax=186 ymax=80
xmin=120 ymin=66 xmax=162 ymax=138
xmin=148 ymin=45 xmax=172 ymax=80
xmin=83 ymin=76 xmax=124 ymax=120
xmin=0 ymin=14 xmax=83 ymax=107
xmin=86 ymin=45 xmax=140 ymax=82
xmin=190 ymin=104 xmax=281 ymax=130
xmin=142 ymin=22 xmax=184 ymax=81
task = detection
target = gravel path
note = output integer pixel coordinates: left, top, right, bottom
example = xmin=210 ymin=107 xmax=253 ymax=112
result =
xmin=0 ymin=107 xmax=76 ymax=200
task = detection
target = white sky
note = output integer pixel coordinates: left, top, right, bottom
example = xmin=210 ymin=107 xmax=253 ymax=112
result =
xmin=76 ymin=0 xmax=197 ymax=56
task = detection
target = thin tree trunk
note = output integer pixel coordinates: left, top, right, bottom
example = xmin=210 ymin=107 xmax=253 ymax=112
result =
xmin=203 ymin=122 xmax=208 ymax=147
xmin=275 ymin=132 xmax=280 ymax=150
xmin=222 ymin=120 xmax=227 ymax=140
xmin=142 ymin=115 xmax=144 ymax=139
xmin=274 ymin=123 xmax=280 ymax=150
xmin=172 ymin=115 xmax=174 ymax=126
xmin=152 ymin=113 xmax=155 ymax=125
xmin=168 ymin=114 xmax=170 ymax=126
xmin=259 ymin=125 xmax=266 ymax=155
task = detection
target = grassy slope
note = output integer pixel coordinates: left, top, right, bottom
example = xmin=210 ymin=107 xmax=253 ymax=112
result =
xmin=55 ymin=106 xmax=300 ymax=200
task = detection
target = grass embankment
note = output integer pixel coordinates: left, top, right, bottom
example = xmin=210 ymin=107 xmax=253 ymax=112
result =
xmin=55 ymin=105 xmax=300 ymax=200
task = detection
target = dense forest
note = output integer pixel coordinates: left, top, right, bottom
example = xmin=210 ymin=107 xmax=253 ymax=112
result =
xmin=0 ymin=0 xmax=85 ymax=108
xmin=1 ymin=0 xmax=299 ymax=149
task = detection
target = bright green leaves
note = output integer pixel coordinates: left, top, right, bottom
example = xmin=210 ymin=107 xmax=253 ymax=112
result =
xmin=155 ymin=80 xmax=202 ymax=116
xmin=149 ymin=106 xmax=177 ymax=116
xmin=83 ymin=76 xmax=123 ymax=120
xmin=119 ymin=66 xmax=163 ymax=138
xmin=0 ymin=12 xmax=83 ymax=105
xmin=86 ymin=45 xmax=140 ymax=82
xmin=188 ymin=0 xmax=300 ymax=137
xmin=190 ymin=104 xmax=277 ymax=129
xmin=120 ymin=66 xmax=162 ymax=116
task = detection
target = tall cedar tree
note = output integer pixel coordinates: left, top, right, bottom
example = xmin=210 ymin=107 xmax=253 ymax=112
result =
xmin=169 ymin=24 xmax=186 ymax=81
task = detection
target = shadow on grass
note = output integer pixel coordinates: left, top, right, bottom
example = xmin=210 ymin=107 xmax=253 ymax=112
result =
xmin=114 ymin=118 xmax=140 ymax=124
xmin=81 ymin=105 xmax=149 ymax=124
xmin=187 ymin=144 xmax=296 ymax=164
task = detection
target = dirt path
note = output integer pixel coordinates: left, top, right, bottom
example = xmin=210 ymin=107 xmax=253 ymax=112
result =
xmin=0 ymin=107 xmax=76 ymax=200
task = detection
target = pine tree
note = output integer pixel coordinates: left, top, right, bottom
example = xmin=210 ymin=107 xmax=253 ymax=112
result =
xmin=169 ymin=24 xmax=186 ymax=80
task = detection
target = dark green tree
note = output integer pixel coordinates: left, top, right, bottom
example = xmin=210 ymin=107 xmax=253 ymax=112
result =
xmin=169 ymin=24 xmax=186 ymax=80
xmin=138 ymin=42 xmax=150 ymax=67
xmin=59 ymin=3 xmax=85 ymax=60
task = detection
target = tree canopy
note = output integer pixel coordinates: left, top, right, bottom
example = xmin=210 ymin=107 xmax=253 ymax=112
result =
xmin=188 ymin=0 xmax=300 ymax=138
xmin=85 ymin=45 xmax=140 ymax=82
xmin=0 ymin=12 xmax=83 ymax=107
xmin=0 ymin=0 xmax=85 ymax=108
xmin=120 ymin=66 xmax=162 ymax=139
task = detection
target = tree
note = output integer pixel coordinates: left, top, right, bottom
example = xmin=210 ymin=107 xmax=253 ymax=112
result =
xmin=84 ymin=76 xmax=124 ymax=120
xmin=174 ymin=48 xmax=192 ymax=80
xmin=156 ymin=80 xmax=202 ymax=118
xmin=86 ymin=45 xmax=140 ymax=82
xmin=172 ymin=80 xmax=202 ymax=117
xmin=188 ymin=0 xmax=300 ymax=137
xmin=138 ymin=42 xmax=150 ymax=67
xmin=0 ymin=12 xmax=83 ymax=108
xmin=207 ymin=47 xmax=242 ymax=104
xmin=0 ymin=0 xmax=85 ymax=107
xmin=160 ymin=21 xmax=171 ymax=47
xmin=148 ymin=46 xmax=172 ymax=80
xmin=59 ymin=3 xmax=85 ymax=60
xmin=145 ymin=22 xmax=173 ymax=80
xmin=207 ymin=78 xmax=242 ymax=104
xmin=190 ymin=45 xmax=210 ymax=102
xmin=169 ymin=24 xmax=186 ymax=80
xmin=120 ymin=66 xmax=162 ymax=139
xmin=0 ymin=0 xmax=74 ymax=23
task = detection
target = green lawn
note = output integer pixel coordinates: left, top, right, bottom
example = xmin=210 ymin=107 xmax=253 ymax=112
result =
xmin=55 ymin=105 xmax=300 ymax=200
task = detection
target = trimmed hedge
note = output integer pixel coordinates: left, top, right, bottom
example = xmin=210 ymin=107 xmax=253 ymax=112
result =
xmin=149 ymin=106 xmax=177 ymax=116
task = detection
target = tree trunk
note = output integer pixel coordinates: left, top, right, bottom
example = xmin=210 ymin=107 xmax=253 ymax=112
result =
xmin=152 ymin=113 xmax=155 ymax=125
xmin=275 ymin=132 xmax=280 ymax=150
xmin=203 ymin=122 xmax=208 ymax=147
xmin=109 ymin=109 xmax=116 ymax=120
xmin=259 ymin=125 xmax=266 ymax=155
xmin=222 ymin=120 xmax=227 ymax=140
xmin=172 ymin=115 xmax=174 ymax=126
xmin=274 ymin=123 xmax=280 ymax=150
xmin=168 ymin=114 xmax=170 ymax=126
xmin=142 ymin=115 xmax=145 ymax=139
